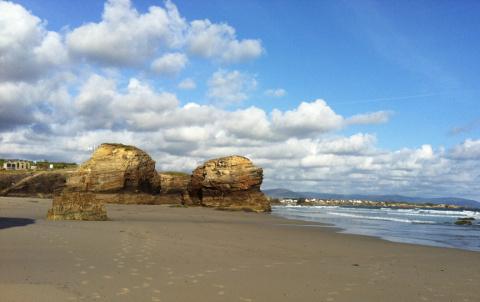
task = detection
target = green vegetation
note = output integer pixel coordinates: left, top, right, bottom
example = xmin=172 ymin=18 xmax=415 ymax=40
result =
xmin=103 ymin=143 xmax=139 ymax=151
xmin=35 ymin=161 xmax=77 ymax=169
xmin=160 ymin=171 xmax=190 ymax=177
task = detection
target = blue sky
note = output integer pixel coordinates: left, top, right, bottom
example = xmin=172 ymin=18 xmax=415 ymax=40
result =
xmin=1 ymin=0 xmax=479 ymax=199
xmin=15 ymin=0 xmax=480 ymax=149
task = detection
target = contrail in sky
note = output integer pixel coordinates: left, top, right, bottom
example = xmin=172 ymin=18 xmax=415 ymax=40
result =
xmin=333 ymin=90 xmax=474 ymax=105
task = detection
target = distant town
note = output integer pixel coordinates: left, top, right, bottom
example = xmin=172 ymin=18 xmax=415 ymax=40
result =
xmin=272 ymin=197 xmax=463 ymax=210
xmin=0 ymin=159 xmax=77 ymax=171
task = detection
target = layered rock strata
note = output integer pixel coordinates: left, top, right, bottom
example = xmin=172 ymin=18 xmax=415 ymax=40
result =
xmin=46 ymin=144 xmax=271 ymax=220
xmin=187 ymin=155 xmax=271 ymax=212
xmin=47 ymin=191 xmax=107 ymax=221
xmin=47 ymin=143 xmax=157 ymax=220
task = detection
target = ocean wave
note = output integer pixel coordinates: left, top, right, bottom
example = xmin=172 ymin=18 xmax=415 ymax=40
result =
xmin=386 ymin=208 xmax=480 ymax=218
xmin=327 ymin=212 xmax=437 ymax=224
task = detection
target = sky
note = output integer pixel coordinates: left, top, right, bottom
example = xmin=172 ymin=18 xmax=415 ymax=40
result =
xmin=0 ymin=0 xmax=479 ymax=200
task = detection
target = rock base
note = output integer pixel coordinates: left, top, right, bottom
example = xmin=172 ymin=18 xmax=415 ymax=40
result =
xmin=202 ymin=190 xmax=271 ymax=212
xmin=47 ymin=191 xmax=107 ymax=221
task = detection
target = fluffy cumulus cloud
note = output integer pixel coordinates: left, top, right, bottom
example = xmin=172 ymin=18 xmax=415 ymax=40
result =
xmin=67 ymin=0 xmax=186 ymax=66
xmin=2 ymin=77 xmax=480 ymax=199
xmin=0 ymin=1 xmax=67 ymax=81
xmin=1 ymin=0 xmax=479 ymax=200
xmin=271 ymin=100 xmax=344 ymax=136
xmin=151 ymin=52 xmax=188 ymax=75
xmin=65 ymin=0 xmax=263 ymax=67
xmin=207 ymin=70 xmax=257 ymax=104
xmin=187 ymin=20 xmax=263 ymax=63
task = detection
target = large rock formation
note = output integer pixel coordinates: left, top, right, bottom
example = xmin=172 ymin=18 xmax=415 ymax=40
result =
xmin=46 ymin=143 xmax=157 ymax=220
xmin=66 ymin=143 xmax=157 ymax=194
xmin=187 ymin=155 xmax=271 ymax=212
xmin=46 ymin=144 xmax=271 ymax=220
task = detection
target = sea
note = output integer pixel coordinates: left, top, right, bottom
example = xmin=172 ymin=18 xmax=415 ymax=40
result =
xmin=272 ymin=205 xmax=480 ymax=252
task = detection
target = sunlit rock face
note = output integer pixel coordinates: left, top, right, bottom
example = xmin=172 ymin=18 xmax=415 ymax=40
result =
xmin=188 ymin=155 xmax=271 ymax=212
xmin=66 ymin=143 xmax=158 ymax=194
xmin=47 ymin=143 xmax=157 ymax=220
xmin=46 ymin=144 xmax=271 ymax=220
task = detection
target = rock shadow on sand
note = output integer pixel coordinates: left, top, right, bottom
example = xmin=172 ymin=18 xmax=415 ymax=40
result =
xmin=0 ymin=217 xmax=35 ymax=230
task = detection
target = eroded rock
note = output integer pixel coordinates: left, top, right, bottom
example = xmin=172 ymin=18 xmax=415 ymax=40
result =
xmin=47 ymin=191 xmax=107 ymax=221
xmin=188 ymin=155 xmax=271 ymax=212
xmin=67 ymin=143 xmax=157 ymax=194
xmin=46 ymin=143 xmax=157 ymax=220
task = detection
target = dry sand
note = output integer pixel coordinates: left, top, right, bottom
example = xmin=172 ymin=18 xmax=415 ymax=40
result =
xmin=1 ymin=197 xmax=479 ymax=302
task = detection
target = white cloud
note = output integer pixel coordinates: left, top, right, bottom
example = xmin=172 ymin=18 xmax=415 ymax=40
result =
xmin=0 ymin=1 xmax=67 ymax=81
xmin=449 ymin=139 xmax=480 ymax=160
xmin=207 ymin=70 xmax=257 ymax=104
xmin=271 ymin=99 xmax=344 ymax=136
xmin=1 ymin=74 xmax=479 ymax=199
xmin=66 ymin=0 xmax=187 ymax=66
xmin=187 ymin=19 xmax=263 ymax=63
xmin=265 ymin=88 xmax=286 ymax=98
xmin=1 ymin=1 xmax=479 ymax=201
xmin=346 ymin=111 xmax=392 ymax=125
xmin=177 ymin=78 xmax=196 ymax=90
xmin=74 ymin=75 xmax=179 ymax=130
xmin=66 ymin=0 xmax=263 ymax=67
xmin=151 ymin=52 xmax=188 ymax=75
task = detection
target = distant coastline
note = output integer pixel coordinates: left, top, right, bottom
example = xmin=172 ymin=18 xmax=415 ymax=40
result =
xmin=264 ymin=188 xmax=480 ymax=209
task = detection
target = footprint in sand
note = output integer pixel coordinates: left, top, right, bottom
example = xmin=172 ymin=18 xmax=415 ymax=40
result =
xmin=213 ymin=284 xmax=225 ymax=289
xmin=116 ymin=288 xmax=130 ymax=296
xmin=239 ymin=298 xmax=253 ymax=302
xmin=151 ymin=297 xmax=161 ymax=302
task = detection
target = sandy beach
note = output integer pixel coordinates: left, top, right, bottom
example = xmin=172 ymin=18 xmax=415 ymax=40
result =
xmin=1 ymin=197 xmax=479 ymax=302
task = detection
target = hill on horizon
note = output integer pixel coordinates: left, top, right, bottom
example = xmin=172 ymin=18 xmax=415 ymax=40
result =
xmin=263 ymin=188 xmax=480 ymax=209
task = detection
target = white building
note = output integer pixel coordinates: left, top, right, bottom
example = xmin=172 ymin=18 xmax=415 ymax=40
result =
xmin=2 ymin=160 xmax=31 ymax=170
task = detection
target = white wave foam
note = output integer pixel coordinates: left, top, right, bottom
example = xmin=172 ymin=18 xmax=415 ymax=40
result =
xmin=327 ymin=212 xmax=436 ymax=224
xmin=380 ymin=208 xmax=480 ymax=218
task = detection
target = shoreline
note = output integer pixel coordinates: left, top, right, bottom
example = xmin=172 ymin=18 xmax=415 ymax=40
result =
xmin=1 ymin=196 xmax=480 ymax=301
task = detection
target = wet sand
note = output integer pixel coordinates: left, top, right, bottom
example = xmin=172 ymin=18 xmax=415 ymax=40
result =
xmin=1 ymin=197 xmax=479 ymax=302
